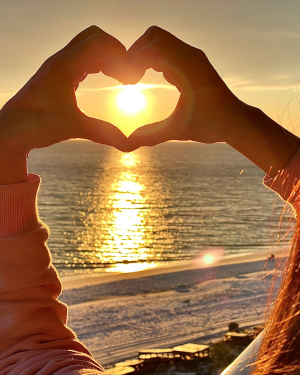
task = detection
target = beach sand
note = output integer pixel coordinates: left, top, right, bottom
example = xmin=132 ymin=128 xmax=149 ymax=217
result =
xmin=60 ymin=252 xmax=282 ymax=368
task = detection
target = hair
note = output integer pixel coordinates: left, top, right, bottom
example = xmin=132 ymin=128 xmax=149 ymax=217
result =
xmin=251 ymin=84 xmax=300 ymax=374
xmin=253 ymin=219 xmax=300 ymax=374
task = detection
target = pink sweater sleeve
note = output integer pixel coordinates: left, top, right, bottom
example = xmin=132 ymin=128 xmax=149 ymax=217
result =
xmin=0 ymin=174 xmax=104 ymax=374
xmin=263 ymin=149 xmax=300 ymax=219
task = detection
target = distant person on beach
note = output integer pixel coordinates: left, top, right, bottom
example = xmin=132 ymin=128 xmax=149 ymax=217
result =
xmin=1 ymin=25 xmax=300 ymax=374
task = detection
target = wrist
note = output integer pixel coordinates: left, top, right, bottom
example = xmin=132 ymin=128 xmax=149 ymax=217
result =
xmin=227 ymin=104 xmax=300 ymax=177
xmin=0 ymin=108 xmax=29 ymax=185
xmin=220 ymin=98 xmax=254 ymax=145
xmin=0 ymin=150 xmax=28 ymax=185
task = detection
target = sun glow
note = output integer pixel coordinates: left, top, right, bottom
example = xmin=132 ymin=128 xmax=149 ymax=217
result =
xmin=192 ymin=247 xmax=225 ymax=268
xmin=203 ymin=254 xmax=214 ymax=265
xmin=117 ymin=85 xmax=146 ymax=114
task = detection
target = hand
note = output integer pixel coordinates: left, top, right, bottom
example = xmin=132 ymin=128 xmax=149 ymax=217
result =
xmin=126 ymin=26 xmax=300 ymax=175
xmin=126 ymin=26 xmax=252 ymax=151
xmin=0 ymin=26 xmax=128 ymax=183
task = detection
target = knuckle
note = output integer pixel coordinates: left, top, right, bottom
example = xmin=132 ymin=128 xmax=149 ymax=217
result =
xmin=46 ymin=53 xmax=71 ymax=78
xmin=147 ymin=25 xmax=164 ymax=38
xmin=48 ymin=54 xmax=65 ymax=71
xmin=86 ymin=25 xmax=103 ymax=35
xmin=148 ymin=36 xmax=164 ymax=53
xmin=195 ymin=48 xmax=208 ymax=62
xmin=38 ymin=51 xmax=60 ymax=72
xmin=88 ymin=33 xmax=103 ymax=44
xmin=177 ymin=46 xmax=207 ymax=70
xmin=82 ymin=34 xmax=103 ymax=54
xmin=85 ymin=34 xmax=123 ymax=57
xmin=187 ymin=48 xmax=210 ymax=74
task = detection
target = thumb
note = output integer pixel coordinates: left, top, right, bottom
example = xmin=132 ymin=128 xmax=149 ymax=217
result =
xmin=127 ymin=118 xmax=176 ymax=152
xmin=127 ymin=93 xmax=193 ymax=151
xmin=78 ymin=114 xmax=128 ymax=152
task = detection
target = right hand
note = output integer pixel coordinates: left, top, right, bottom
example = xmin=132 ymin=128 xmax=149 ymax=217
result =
xmin=126 ymin=26 xmax=252 ymax=151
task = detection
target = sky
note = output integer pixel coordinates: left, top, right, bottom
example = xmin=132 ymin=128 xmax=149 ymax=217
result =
xmin=0 ymin=0 xmax=300 ymax=136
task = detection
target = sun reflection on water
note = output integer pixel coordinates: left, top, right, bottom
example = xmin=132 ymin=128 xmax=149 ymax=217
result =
xmin=77 ymin=152 xmax=156 ymax=273
xmin=106 ymin=262 xmax=158 ymax=274
xmin=104 ymin=171 xmax=146 ymax=253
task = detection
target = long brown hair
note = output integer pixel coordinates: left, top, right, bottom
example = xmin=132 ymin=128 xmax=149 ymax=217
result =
xmin=253 ymin=218 xmax=300 ymax=374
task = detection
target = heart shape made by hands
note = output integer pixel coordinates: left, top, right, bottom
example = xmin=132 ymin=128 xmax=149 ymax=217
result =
xmin=1 ymin=26 xmax=239 ymax=159
xmin=77 ymin=26 xmax=238 ymax=153
xmin=67 ymin=26 xmax=201 ymax=152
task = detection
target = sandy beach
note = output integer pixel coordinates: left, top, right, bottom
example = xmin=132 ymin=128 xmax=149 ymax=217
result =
xmin=60 ymin=252 xmax=282 ymax=368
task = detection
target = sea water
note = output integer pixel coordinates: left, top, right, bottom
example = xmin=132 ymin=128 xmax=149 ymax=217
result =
xmin=29 ymin=140 xmax=291 ymax=276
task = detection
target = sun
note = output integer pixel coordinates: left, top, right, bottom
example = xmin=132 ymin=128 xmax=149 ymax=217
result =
xmin=117 ymin=85 xmax=146 ymax=114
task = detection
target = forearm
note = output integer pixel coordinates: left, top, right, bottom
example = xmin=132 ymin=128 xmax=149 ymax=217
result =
xmin=0 ymin=174 xmax=103 ymax=373
xmin=227 ymin=104 xmax=300 ymax=177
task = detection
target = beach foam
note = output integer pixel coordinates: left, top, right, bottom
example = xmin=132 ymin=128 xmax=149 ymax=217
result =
xmin=60 ymin=252 xmax=282 ymax=367
xmin=61 ymin=251 xmax=273 ymax=291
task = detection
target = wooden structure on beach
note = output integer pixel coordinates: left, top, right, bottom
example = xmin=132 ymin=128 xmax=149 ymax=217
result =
xmin=172 ymin=343 xmax=210 ymax=360
xmin=225 ymin=331 xmax=253 ymax=344
xmin=109 ymin=343 xmax=211 ymax=374
xmin=114 ymin=359 xmax=158 ymax=373
xmin=138 ymin=343 xmax=210 ymax=361
xmin=107 ymin=322 xmax=263 ymax=374
xmin=225 ymin=322 xmax=264 ymax=344
xmin=115 ymin=359 xmax=145 ymax=370
xmin=138 ymin=348 xmax=174 ymax=360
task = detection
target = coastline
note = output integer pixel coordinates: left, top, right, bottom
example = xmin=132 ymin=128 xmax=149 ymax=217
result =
xmin=61 ymin=251 xmax=275 ymax=291
xmin=62 ymin=249 xmax=280 ymax=367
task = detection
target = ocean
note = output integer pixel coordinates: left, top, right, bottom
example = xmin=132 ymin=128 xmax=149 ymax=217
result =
xmin=29 ymin=140 xmax=290 ymax=276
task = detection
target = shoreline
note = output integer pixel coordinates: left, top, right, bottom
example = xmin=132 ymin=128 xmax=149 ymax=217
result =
xmin=61 ymin=251 xmax=275 ymax=291
xmin=64 ymin=250 xmax=278 ymax=366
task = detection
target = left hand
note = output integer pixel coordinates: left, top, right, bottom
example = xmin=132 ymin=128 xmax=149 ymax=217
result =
xmin=0 ymin=26 xmax=129 ymax=183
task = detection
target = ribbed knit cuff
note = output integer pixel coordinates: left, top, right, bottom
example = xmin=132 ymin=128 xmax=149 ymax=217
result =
xmin=0 ymin=173 xmax=41 ymax=238
xmin=263 ymin=149 xmax=300 ymax=216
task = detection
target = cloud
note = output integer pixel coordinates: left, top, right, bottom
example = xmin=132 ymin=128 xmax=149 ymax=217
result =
xmin=224 ymin=74 xmax=300 ymax=92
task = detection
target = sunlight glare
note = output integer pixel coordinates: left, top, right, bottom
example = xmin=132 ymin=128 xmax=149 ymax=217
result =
xmin=192 ymin=247 xmax=224 ymax=268
xmin=203 ymin=254 xmax=214 ymax=265
xmin=117 ymin=85 xmax=146 ymax=114
xmin=77 ymin=152 xmax=156 ymax=274
xmin=121 ymin=153 xmax=137 ymax=167
xmin=107 ymin=262 xmax=158 ymax=274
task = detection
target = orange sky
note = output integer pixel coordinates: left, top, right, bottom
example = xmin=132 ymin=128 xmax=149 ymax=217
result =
xmin=0 ymin=0 xmax=300 ymax=136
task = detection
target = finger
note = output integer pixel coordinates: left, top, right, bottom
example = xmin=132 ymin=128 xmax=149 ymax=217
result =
xmin=125 ymin=26 xmax=193 ymax=87
xmin=130 ymin=36 xmax=189 ymax=87
xmin=163 ymin=71 xmax=181 ymax=91
xmin=121 ymin=26 xmax=175 ymax=85
xmin=39 ymin=26 xmax=127 ymax=80
xmin=127 ymin=118 xmax=175 ymax=152
xmin=74 ymin=61 xmax=104 ymax=90
xmin=85 ymin=61 xmax=103 ymax=74
xmin=78 ymin=114 xmax=128 ymax=152
xmin=74 ymin=72 xmax=87 ymax=91
xmin=46 ymin=34 xmax=127 ymax=83
xmin=62 ymin=27 xmax=128 ymax=81
xmin=127 ymin=26 xmax=179 ymax=59
xmin=59 ymin=25 xmax=122 ymax=53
